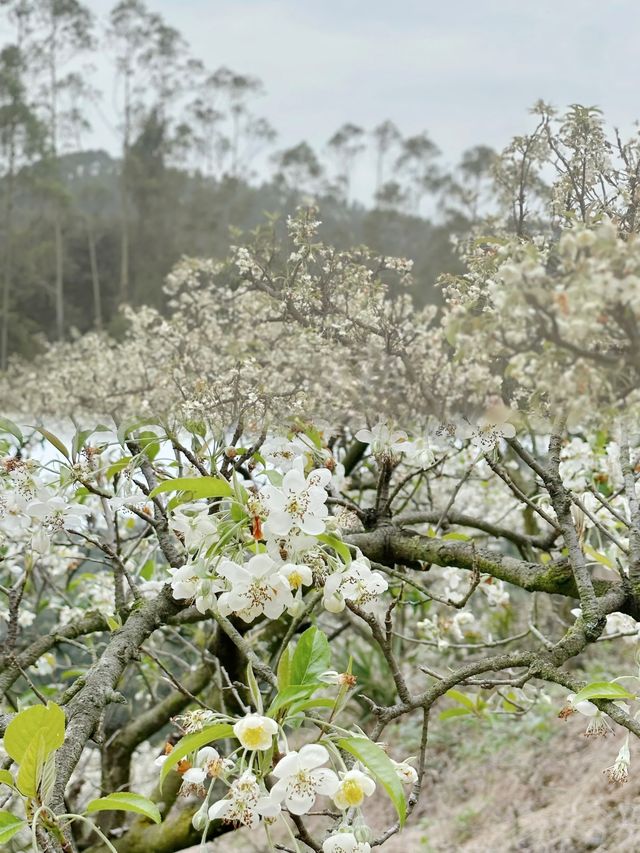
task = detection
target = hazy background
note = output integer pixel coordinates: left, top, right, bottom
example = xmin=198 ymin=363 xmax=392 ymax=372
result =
xmin=83 ymin=0 xmax=639 ymax=201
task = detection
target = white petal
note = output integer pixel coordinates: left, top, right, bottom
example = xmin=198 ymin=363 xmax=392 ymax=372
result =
xmin=273 ymin=751 xmax=302 ymax=779
xmin=298 ymin=743 xmax=329 ymax=770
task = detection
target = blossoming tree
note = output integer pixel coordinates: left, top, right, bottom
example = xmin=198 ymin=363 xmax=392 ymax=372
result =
xmin=2 ymin=104 xmax=640 ymax=852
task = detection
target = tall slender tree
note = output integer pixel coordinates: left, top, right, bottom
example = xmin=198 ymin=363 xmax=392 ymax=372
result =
xmin=31 ymin=0 xmax=94 ymax=340
xmin=0 ymin=43 xmax=44 ymax=368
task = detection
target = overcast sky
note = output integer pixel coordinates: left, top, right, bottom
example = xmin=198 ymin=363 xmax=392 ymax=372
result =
xmin=81 ymin=1 xmax=640 ymax=199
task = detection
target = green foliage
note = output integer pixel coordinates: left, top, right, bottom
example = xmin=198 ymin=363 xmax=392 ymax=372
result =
xmin=4 ymin=701 xmax=65 ymax=800
xmin=149 ymin=476 xmax=233 ymax=500
xmin=572 ymin=681 xmax=636 ymax=703
xmin=86 ymin=792 xmax=162 ymax=825
xmin=0 ymin=811 xmax=26 ymax=844
xmin=337 ymin=736 xmax=407 ymax=827
xmin=290 ymin=626 xmax=331 ymax=685
xmin=159 ymin=723 xmax=235 ymax=785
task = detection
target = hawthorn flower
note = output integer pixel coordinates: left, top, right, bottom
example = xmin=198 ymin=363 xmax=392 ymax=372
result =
xmin=233 ymin=713 xmax=278 ymax=751
xmin=270 ymin=744 xmax=339 ymax=814
xmin=332 ymin=766 xmax=376 ymax=809
xmin=391 ymin=757 xmax=418 ymax=785
xmin=449 ymin=611 xmax=477 ymax=641
xmin=265 ymin=528 xmax=319 ymax=564
xmin=464 ymin=402 xmax=516 ymax=452
xmin=217 ymin=554 xmax=293 ymax=622
xmin=182 ymin=746 xmax=233 ymax=785
xmin=355 ymin=421 xmax=409 ymax=457
xmin=169 ymin=561 xmax=222 ymax=614
xmin=27 ymin=496 xmax=91 ymax=531
xmin=322 ymin=833 xmax=372 ymax=853
xmin=561 ymin=693 xmax=614 ymax=736
xmin=207 ymin=771 xmax=280 ymax=828
xmin=279 ymin=562 xmax=313 ymax=592
xmin=173 ymin=708 xmax=217 ymax=733
xmin=261 ymin=435 xmax=309 ymax=472
xmin=604 ymin=738 xmax=631 ymax=784
xmin=169 ymin=505 xmax=219 ymax=552
xmin=262 ymin=466 xmax=331 ymax=537
xmin=321 ymin=670 xmax=357 ymax=688
xmin=403 ymin=434 xmax=435 ymax=468
xmin=323 ymin=560 xmax=388 ymax=614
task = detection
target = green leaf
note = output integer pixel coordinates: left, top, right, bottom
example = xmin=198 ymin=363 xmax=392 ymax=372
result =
xmin=337 ymin=737 xmax=406 ymax=827
xmin=0 ymin=417 xmax=23 ymax=444
xmin=439 ymin=707 xmax=474 ymax=721
xmin=149 ymin=476 xmax=233 ymax=500
xmin=267 ymin=683 xmax=321 ymax=718
xmin=276 ymin=646 xmax=291 ymax=691
xmin=0 ymin=770 xmax=14 ymax=788
xmin=139 ymin=559 xmax=155 ymax=582
xmin=40 ymin=752 xmax=57 ymax=805
xmin=290 ymin=627 xmax=331 ymax=686
xmin=445 ymin=689 xmax=479 ymax=713
xmin=0 ymin=811 xmax=26 ymax=843
xmin=160 ymin=723 xmax=234 ymax=786
xmin=288 ymin=697 xmax=335 ymax=715
xmin=106 ymin=613 xmax=122 ymax=632
xmin=583 ymin=544 xmax=615 ymax=570
xmin=317 ymin=533 xmax=352 ymax=564
xmin=86 ymin=792 xmax=161 ymax=825
xmin=16 ymin=731 xmax=47 ymax=798
xmin=72 ymin=428 xmax=95 ymax=460
xmin=246 ymin=663 xmax=263 ymax=714
xmin=4 ymin=702 xmax=65 ymax=765
xmin=106 ymin=456 xmax=133 ymax=480
xmin=31 ymin=426 xmax=70 ymax=460
xmin=573 ymin=681 xmax=636 ymax=703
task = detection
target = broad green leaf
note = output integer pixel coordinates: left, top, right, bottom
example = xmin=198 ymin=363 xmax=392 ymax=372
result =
xmin=31 ymin=426 xmax=70 ymax=460
xmin=86 ymin=792 xmax=161 ymax=825
xmin=160 ymin=723 xmax=234 ymax=785
xmin=267 ymin=683 xmax=321 ymax=718
xmin=16 ymin=731 xmax=47 ymax=798
xmin=40 ymin=752 xmax=57 ymax=805
xmin=246 ymin=663 xmax=263 ymax=714
xmin=0 ymin=417 xmax=23 ymax=444
xmin=276 ymin=646 xmax=291 ymax=691
xmin=149 ymin=476 xmax=233 ymax=500
xmin=4 ymin=702 xmax=65 ymax=764
xmin=439 ymin=707 xmax=474 ymax=721
xmin=573 ymin=681 xmax=636 ymax=703
xmin=583 ymin=544 xmax=615 ymax=570
xmin=0 ymin=811 xmax=26 ymax=843
xmin=337 ymin=737 xmax=406 ymax=827
xmin=317 ymin=533 xmax=352 ymax=564
xmin=445 ymin=689 xmax=478 ymax=713
xmin=288 ymin=697 xmax=335 ymax=715
xmin=441 ymin=531 xmax=471 ymax=541
xmin=262 ymin=469 xmax=283 ymax=486
xmin=290 ymin=627 xmax=331 ymax=686
xmin=72 ymin=428 xmax=95 ymax=459
xmin=139 ymin=559 xmax=155 ymax=581
xmin=106 ymin=456 xmax=133 ymax=479
xmin=0 ymin=770 xmax=14 ymax=788
xmin=107 ymin=613 xmax=122 ymax=632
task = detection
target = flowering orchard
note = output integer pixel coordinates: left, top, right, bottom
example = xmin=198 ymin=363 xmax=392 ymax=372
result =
xmin=3 ymin=104 xmax=640 ymax=851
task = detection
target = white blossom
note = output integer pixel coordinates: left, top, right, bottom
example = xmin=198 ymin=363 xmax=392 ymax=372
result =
xmin=270 ymin=744 xmax=339 ymax=814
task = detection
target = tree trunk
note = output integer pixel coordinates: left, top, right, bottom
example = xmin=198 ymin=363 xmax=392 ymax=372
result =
xmin=54 ymin=216 xmax=64 ymax=340
xmin=86 ymin=216 xmax=102 ymax=329
xmin=1 ymin=150 xmax=15 ymax=371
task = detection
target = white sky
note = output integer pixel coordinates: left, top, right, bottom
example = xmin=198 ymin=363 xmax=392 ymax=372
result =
xmin=57 ymin=1 xmax=640 ymax=199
